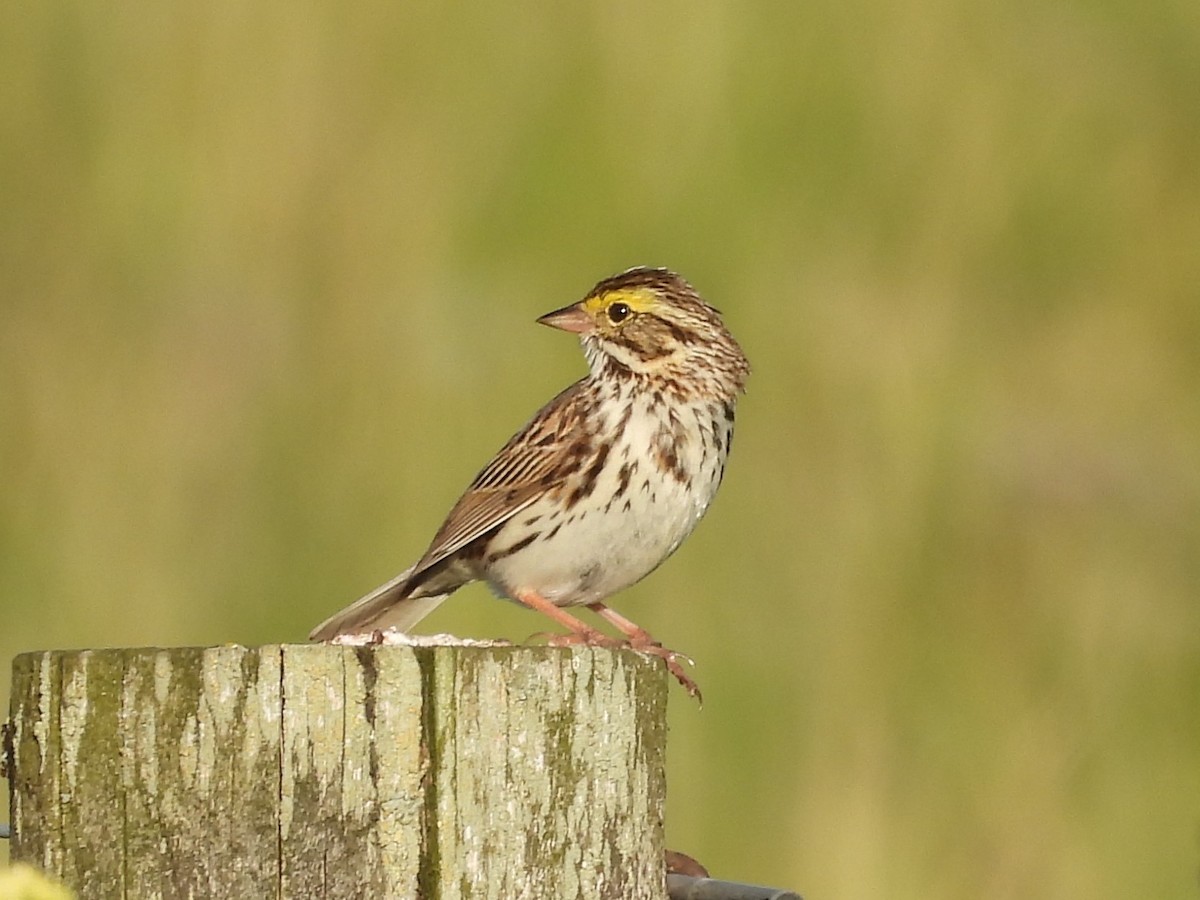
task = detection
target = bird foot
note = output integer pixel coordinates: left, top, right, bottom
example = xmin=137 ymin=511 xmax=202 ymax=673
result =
xmin=627 ymin=638 xmax=702 ymax=704
xmin=528 ymin=629 xmax=702 ymax=702
xmin=529 ymin=628 xmax=624 ymax=650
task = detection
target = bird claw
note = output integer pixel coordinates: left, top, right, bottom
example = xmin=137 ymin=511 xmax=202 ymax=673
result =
xmin=526 ymin=631 xmax=702 ymax=702
xmin=626 ymin=641 xmax=702 ymax=703
xmin=645 ymin=646 xmax=695 ymax=669
xmin=664 ymin=659 xmax=703 ymax=704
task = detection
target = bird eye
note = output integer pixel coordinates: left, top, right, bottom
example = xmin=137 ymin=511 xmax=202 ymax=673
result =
xmin=607 ymin=302 xmax=631 ymax=324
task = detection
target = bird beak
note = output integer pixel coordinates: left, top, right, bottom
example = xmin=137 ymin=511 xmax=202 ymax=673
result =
xmin=537 ymin=302 xmax=594 ymax=334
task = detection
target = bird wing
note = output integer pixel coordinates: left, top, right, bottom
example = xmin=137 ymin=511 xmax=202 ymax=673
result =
xmin=410 ymin=380 xmax=591 ymax=576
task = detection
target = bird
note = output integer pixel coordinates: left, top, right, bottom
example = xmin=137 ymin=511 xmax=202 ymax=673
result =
xmin=310 ymin=266 xmax=749 ymax=698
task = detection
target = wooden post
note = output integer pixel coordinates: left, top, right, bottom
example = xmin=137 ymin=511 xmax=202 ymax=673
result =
xmin=6 ymin=645 xmax=668 ymax=899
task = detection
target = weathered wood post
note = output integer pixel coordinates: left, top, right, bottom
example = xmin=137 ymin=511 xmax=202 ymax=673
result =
xmin=6 ymin=645 xmax=668 ymax=899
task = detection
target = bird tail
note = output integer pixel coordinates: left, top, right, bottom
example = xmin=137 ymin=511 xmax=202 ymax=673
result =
xmin=308 ymin=566 xmax=450 ymax=641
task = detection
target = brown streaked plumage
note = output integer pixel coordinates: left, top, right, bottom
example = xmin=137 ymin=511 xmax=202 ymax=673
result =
xmin=310 ymin=266 xmax=749 ymax=699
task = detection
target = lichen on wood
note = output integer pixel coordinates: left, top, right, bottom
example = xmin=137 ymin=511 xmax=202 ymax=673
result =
xmin=7 ymin=645 xmax=668 ymax=899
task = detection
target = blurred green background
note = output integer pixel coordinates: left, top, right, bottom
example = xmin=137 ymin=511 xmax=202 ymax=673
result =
xmin=3 ymin=1 xmax=1198 ymax=896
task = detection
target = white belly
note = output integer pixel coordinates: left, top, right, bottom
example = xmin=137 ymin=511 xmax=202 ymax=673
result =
xmin=481 ymin=399 xmax=729 ymax=607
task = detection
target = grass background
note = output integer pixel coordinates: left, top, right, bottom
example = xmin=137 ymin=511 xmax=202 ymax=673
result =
xmin=2 ymin=1 xmax=1199 ymax=896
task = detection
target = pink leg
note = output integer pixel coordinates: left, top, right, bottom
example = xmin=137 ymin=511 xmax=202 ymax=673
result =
xmin=513 ymin=589 xmax=620 ymax=648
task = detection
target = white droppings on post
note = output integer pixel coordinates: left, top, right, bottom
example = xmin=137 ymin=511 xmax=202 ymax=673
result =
xmin=338 ymin=650 xmax=375 ymax=824
xmin=178 ymin=713 xmax=199 ymax=786
xmin=153 ymin=652 xmax=172 ymax=705
xmin=195 ymin=704 xmax=216 ymax=794
xmin=34 ymin=653 xmax=52 ymax=775
xmin=59 ymin=653 xmax=91 ymax=796
xmin=201 ymin=647 xmax=240 ymax=734
xmin=140 ymin=700 xmax=159 ymax=798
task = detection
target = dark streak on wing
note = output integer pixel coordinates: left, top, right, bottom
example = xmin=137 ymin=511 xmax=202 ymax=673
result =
xmin=408 ymin=380 xmax=590 ymax=577
xmin=485 ymin=531 xmax=539 ymax=563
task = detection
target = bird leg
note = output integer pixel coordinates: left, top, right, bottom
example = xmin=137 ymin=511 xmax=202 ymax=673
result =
xmin=588 ymin=602 xmax=701 ymax=702
xmin=512 ymin=589 xmax=621 ymax=648
xmin=512 ymin=590 xmax=701 ymax=700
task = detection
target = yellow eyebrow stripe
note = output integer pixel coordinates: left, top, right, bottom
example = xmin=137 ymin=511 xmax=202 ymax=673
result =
xmin=582 ymin=287 xmax=658 ymax=316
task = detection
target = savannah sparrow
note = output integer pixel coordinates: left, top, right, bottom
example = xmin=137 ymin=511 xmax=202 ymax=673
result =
xmin=310 ymin=266 xmax=749 ymax=698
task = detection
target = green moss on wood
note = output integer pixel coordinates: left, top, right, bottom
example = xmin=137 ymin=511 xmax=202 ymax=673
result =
xmin=9 ymin=645 xmax=667 ymax=900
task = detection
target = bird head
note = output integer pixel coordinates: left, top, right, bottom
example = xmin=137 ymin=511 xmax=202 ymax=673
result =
xmin=537 ymin=267 xmax=749 ymax=399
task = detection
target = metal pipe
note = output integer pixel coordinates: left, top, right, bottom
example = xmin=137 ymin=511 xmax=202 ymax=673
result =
xmin=667 ymin=873 xmax=801 ymax=900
